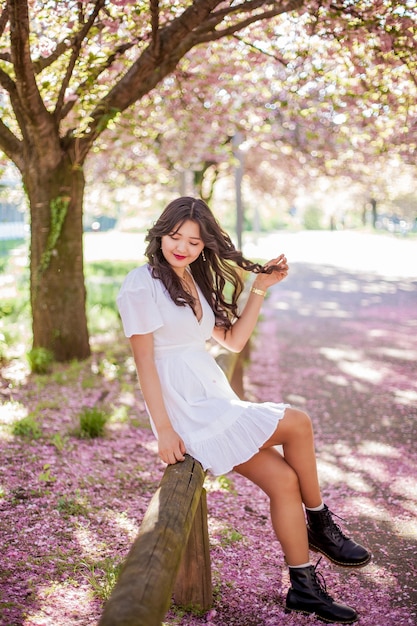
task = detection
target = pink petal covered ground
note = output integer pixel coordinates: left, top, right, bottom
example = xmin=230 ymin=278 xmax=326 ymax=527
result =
xmin=1 ymin=261 xmax=416 ymax=626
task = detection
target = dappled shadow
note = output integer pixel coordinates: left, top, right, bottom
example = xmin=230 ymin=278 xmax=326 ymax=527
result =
xmin=245 ymin=261 xmax=417 ymax=619
xmin=1 ymin=260 xmax=416 ymax=625
xmin=0 ymin=343 xmax=164 ymax=625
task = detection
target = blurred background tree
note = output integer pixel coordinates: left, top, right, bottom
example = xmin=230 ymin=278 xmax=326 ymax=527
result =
xmin=0 ymin=0 xmax=415 ymax=360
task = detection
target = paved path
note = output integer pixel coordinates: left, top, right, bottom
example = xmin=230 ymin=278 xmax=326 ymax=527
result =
xmin=84 ymin=229 xmax=417 ymax=279
xmin=245 ymin=240 xmax=417 ymax=623
xmin=2 ymin=228 xmax=415 ymax=625
xmin=244 ymin=229 xmax=417 ymax=279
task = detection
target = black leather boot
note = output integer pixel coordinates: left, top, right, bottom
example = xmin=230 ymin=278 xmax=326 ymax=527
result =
xmin=285 ymin=562 xmax=358 ymax=623
xmin=306 ymin=505 xmax=371 ymax=567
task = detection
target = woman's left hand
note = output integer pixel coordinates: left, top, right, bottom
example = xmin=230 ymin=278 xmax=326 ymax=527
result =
xmin=255 ymin=254 xmax=289 ymax=289
xmin=216 ymin=253 xmax=289 ymax=352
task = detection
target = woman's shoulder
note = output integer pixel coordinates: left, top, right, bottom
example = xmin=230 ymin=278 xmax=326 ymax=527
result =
xmin=121 ymin=263 xmax=153 ymax=288
xmin=125 ymin=263 xmax=152 ymax=282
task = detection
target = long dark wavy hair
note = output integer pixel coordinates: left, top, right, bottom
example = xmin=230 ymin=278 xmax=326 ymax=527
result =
xmin=145 ymin=196 xmax=272 ymax=331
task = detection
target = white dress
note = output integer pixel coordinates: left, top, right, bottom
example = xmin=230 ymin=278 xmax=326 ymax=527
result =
xmin=117 ymin=264 xmax=289 ymax=476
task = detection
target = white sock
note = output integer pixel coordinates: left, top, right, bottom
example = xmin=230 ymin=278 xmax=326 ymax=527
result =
xmin=305 ymin=502 xmax=324 ymax=512
xmin=289 ymin=562 xmax=311 ymax=569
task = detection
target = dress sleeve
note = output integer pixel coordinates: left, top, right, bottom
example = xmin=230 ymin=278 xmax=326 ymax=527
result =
xmin=117 ymin=269 xmax=164 ymax=337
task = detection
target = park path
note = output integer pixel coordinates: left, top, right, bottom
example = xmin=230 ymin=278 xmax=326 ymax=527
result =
xmin=241 ymin=256 xmax=417 ymax=624
xmin=84 ymin=227 xmax=417 ymax=279
xmin=1 ymin=230 xmax=416 ymax=626
xmin=165 ymin=240 xmax=417 ymax=626
xmin=85 ymin=227 xmax=417 ymax=625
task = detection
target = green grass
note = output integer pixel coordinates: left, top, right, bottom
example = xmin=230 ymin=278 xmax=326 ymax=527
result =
xmin=0 ymin=257 xmax=136 ymax=364
xmin=80 ymin=557 xmax=123 ymax=601
xmin=56 ymin=494 xmax=90 ymax=518
xmin=12 ymin=414 xmax=42 ymax=439
xmin=85 ymin=260 xmax=137 ymax=278
xmin=219 ymin=526 xmax=243 ymax=546
xmin=0 ymin=238 xmax=26 ymax=272
xmin=76 ymin=406 xmax=109 ymax=439
xmin=27 ymin=347 xmax=54 ymax=374
xmin=85 ymin=260 xmax=136 ymax=335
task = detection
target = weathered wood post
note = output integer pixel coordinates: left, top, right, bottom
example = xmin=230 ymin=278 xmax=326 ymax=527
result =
xmin=99 ymin=345 xmax=247 ymax=625
xmin=173 ymin=487 xmax=212 ymax=609
xmin=99 ymin=454 xmax=208 ymax=626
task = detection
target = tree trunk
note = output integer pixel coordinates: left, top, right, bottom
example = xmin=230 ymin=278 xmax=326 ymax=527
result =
xmin=370 ymin=198 xmax=377 ymax=229
xmin=24 ymin=155 xmax=90 ymax=361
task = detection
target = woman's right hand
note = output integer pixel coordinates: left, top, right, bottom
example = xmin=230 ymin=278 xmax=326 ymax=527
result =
xmin=157 ymin=427 xmax=186 ymax=465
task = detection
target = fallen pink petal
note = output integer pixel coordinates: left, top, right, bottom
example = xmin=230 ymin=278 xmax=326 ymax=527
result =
xmin=1 ymin=233 xmax=416 ymax=626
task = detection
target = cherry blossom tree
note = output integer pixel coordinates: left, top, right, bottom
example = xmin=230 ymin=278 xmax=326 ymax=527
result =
xmin=91 ymin=7 xmax=417 ymax=217
xmin=95 ymin=37 xmax=416 ymax=248
xmin=0 ymin=0 xmax=415 ymax=360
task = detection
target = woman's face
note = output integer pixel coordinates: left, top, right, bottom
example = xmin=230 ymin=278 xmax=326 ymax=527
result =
xmin=161 ymin=219 xmax=205 ymax=275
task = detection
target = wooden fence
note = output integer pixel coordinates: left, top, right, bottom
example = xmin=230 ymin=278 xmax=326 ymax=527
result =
xmin=99 ymin=454 xmax=210 ymax=626
xmin=99 ymin=345 xmax=247 ymax=626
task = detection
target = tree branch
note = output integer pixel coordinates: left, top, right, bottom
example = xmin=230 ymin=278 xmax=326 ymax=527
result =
xmin=7 ymin=0 xmax=57 ymax=149
xmin=151 ymin=0 xmax=160 ymax=57
xmin=76 ymin=0 xmax=220 ymax=159
xmin=193 ymin=0 xmax=304 ymax=42
xmin=32 ymin=40 xmax=71 ymax=74
xmin=199 ymin=0 xmax=304 ymax=29
xmin=77 ymin=0 xmax=305 ymax=160
xmin=54 ymin=0 xmax=106 ymax=120
xmin=0 ymin=67 xmax=32 ymax=143
xmin=0 ymin=5 xmax=10 ymax=61
xmin=0 ymin=65 xmax=16 ymax=94
xmin=60 ymin=41 xmax=137 ymax=122
xmin=0 ymin=118 xmax=23 ymax=170
xmin=232 ymin=34 xmax=289 ymax=67
xmin=0 ymin=3 xmax=8 ymax=37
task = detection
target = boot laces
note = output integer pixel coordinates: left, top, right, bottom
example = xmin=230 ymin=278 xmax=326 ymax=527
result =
xmin=325 ymin=508 xmax=349 ymax=540
xmin=312 ymin=558 xmax=333 ymax=601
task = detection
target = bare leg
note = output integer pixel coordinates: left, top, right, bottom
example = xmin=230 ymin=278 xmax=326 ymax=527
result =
xmin=261 ymin=408 xmax=322 ymax=508
xmin=234 ymin=447 xmax=310 ymax=566
xmin=234 ymin=416 xmax=365 ymax=624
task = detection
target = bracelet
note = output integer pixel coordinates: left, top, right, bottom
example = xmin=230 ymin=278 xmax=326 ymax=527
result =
xmin=250 ymin=286 xmax=267 ymax=297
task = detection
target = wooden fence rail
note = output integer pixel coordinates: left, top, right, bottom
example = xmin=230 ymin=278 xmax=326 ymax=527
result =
xmin=98 ymin=455 xmax=211 ymax=626
xmin=99 ymin=346 xmax=246 ymax=626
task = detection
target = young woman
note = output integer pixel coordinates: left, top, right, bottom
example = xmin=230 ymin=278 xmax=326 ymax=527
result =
xmin=117 ymin=196 xmax=371 ymax=624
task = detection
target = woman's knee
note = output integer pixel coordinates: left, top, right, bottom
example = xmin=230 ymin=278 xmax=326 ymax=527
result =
xmin=258 ymin=455 xmax=301 ymax=499
xmin=266 ymin=462 xmax=302 ymax=503
xmin=234 ymin=449 xmax=300 ymax=498
xmin=282 ymin=407 xmax=313 ymax=440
